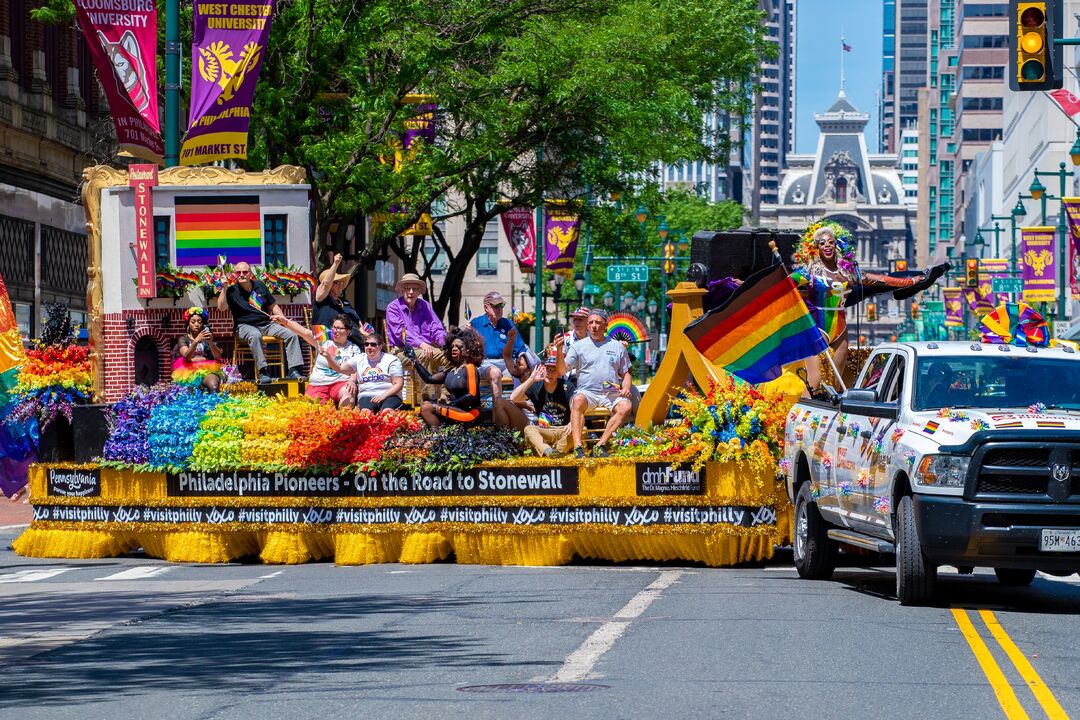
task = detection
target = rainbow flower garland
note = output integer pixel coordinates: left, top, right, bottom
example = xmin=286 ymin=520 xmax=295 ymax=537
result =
xmin=9 ymin=344 xmax=92 ymax=429
xmin=792 ymin=220 xmax=857 ymax=276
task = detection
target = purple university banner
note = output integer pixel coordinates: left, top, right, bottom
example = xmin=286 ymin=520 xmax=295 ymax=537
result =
xmin=544 ymin=201 xmax=582 ymax=278
xmin=979 ymin=258 xmax=1010 ymax=307
xmin=500 ymin=207 xmax=536 ymax=271
xmin=1064 ymin=198 xmax=1080 ymax=299
xmin=1021 ymin=226 xmax=1057 ymax=303
xmin=943 ymin=287 xmax=964 ymax=327
xmin=180 ymin=0 xmax=274 ymax=165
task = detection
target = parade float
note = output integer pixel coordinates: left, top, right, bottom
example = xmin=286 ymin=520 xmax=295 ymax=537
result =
xmin=10 ymin=198 xmax=801 ymax=564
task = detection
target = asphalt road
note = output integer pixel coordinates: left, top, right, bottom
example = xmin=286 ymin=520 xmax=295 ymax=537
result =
xmin=2 ymin=527 xmax=1079 ymax=719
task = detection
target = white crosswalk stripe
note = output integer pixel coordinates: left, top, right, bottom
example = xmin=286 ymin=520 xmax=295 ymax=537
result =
xmin=97 ymin=566 xmax=173 ymax=581
xmin=0 ymin=568 xmax=74 ymax=583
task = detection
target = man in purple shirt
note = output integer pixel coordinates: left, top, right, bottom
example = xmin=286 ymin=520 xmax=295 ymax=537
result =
xmin=385 ymin=273 xmax=447 ymax=403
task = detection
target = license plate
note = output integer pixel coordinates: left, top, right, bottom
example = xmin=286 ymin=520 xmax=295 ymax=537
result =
xmin=1040 ymin=529 xmax=1080 ymax=552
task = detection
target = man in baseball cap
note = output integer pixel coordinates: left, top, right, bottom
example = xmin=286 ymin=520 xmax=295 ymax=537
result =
xmin=471 ymin=290 xmax=528 ymax=399
xmin=563 ymin=307 xmax=633 ymax=458
xmin=510 ymin=351 xmax=577 ymax=457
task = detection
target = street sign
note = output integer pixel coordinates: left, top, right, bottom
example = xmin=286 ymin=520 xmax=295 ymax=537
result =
xmin=922 ymin=301 xmax=945 ymax=313
xmin=992 ymin=277 xmax=1024 ymax=293
xmin=584 ymin=283 xmax=602 ymax=296
xmin=607 ymin=265 xmax=649 ymax=283
xmin=924 ymin=312 xmax=946 ymax=326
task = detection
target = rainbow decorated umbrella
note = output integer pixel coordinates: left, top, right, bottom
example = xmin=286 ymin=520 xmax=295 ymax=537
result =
xmin=978 ymin=302 xmax=1049 ymax=347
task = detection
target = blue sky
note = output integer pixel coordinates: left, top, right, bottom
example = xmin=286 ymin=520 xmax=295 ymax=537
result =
xmin=794 ymin=0 xmax=884 ymax=154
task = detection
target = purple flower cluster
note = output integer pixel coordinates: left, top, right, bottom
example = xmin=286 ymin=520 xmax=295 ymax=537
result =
xmin=101 ymin=384 xmax=190 ymax=465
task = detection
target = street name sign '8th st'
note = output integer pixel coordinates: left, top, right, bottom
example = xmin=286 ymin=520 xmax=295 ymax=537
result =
xmin=607 ymin=265 xmax=649 ymax=283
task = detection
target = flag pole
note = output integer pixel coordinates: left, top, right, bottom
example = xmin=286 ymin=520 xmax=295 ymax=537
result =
xmin=769 ymin=240 xmax=847 ymax=392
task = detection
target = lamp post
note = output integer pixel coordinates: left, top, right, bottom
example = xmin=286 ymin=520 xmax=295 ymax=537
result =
xmin=992 ymin=198 xmax=1027 ymax=276
xmin=1029 ymin=162 xmax=1075 ymax=321
xmin=533 ymin=146 xmax=544 ymax=352
xmin=612 ymin=191 xmax=624 ymax=313
xmin=602 ymin=291 xmax=614 ymax=309
xmin=573 ymin=272 xmax=585 ymax=310
xmin=975 ymin=224 xmax=1003 ymax=259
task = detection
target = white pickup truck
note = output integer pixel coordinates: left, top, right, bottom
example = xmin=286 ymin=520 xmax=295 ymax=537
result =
xmin=783 ymin=340 xmax=1080 ymax=605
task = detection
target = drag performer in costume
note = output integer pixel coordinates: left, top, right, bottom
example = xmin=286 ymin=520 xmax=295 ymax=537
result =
xmin=172 ymin=307 xmax=224 ymax=391
xmin=791 ymin=222 xmax=948 ymax=390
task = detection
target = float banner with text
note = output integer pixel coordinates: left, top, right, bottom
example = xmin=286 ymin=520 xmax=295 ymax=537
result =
xmin=635 ymin=463 xmax=705 ymax=495
xmin=46 ymin=467 xmax=101 ymax=497
xmin=74 ymin=0 xmax=162 ymax=162
xmin=166 ymin=467 xmax=580 ymax=497
xmin=500 ymin=207 xmax=536 ymax=271
xmin=33 ymin=503 xmax=778 ymax=528
xmin=943 ymin=287 xmax=964 ymax=327
xmin=1064 ymin=198 xmax=1080 ymax=299
xmin=544 ymin=200 xmax=582 ymax=279
xmin=181 ymin=0 xmax=275 ymax=165
xmin=1021 ymin=226 xmax=1057 ymax=303
xmin=129 ymin=164 xmax=158 ymax=297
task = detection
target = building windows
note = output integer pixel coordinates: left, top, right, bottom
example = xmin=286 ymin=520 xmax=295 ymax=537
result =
xmin=961 ymin=35 xmax=1006 ymax=49
xmin=475 ymin=245 xmax=498 ymax=276
xmin=961 ymin=66 xmax=1005 ymax=80
xmin=961 ymin=128 xmax=999 ymax=142
xmin=153 ymin=216 xmax=170 ymax=269
xmin=960 ymin=97 xmax=1003 ymax=111
xmin=263 ymin=215 xmax=287 ymax=266
xmin=959 ymin=3 xmax=1007 ymax=18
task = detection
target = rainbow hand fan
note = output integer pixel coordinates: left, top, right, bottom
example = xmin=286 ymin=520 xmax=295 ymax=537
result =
xmin=605 ymin=312 xmax=649 ymax=344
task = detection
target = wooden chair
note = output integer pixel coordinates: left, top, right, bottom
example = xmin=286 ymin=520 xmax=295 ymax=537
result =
xmin=584 ymin=408 xmax=612 ymax=449
xmin=232 ymin=332 xmax=286 ymax=380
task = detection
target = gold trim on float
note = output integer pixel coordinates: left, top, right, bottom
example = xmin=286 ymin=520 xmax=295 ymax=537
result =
xmin=80 ymin=165 xmax=307 ymax=400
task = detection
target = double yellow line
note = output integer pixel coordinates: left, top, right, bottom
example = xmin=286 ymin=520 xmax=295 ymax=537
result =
xmin=952 ymin=608 xmax=1069 ymax=719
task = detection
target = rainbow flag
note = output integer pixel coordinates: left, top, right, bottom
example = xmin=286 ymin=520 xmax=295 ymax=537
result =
xmin=686 ymin=264 xmax=828 ymax=384
xmin=360 ymin=321 xmax=376 ymax=336
xmin=312 ymin=325 xmax=331 ymax=345
xmin=248 ymin=292 xmax=266 ymax=314
xmin=175 ymin=195 xmax=262 ymax=267
xmin=464 ymin=300 xmax=473 ymax=322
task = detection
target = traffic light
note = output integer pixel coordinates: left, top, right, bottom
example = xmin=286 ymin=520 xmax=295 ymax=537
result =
xmin=966 ymin=258 xmax=979 ymax=287
xmin=895 ymin=260 xmax=908 ymax=273
xmin=1008 ymin=0 xmax=1063 ymax=91
xmin=663 ymin=241 xmax=675 ymax=275
xmin=867 ymin=303 xmax=878 ymax=322
xmin=911 ymin=302 xmax=920 ymax=320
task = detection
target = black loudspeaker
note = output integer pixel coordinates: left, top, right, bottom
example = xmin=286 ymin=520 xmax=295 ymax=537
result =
xmin=690 ymin=229 xmax=802 ymax=283
xmin=72 ymin=404 xmax=112 ymax=463
xmin=38 ymin=417 xmax=75 ymax=462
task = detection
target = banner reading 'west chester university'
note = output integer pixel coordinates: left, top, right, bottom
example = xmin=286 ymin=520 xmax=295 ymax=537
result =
xmin=1062 ymin=197 xmax=1080 ymax=299
xmin=543 ymin=201 xmax=582 ymax=279
xmin=74 ymin=0 xmax=162 ymax=163
xmin=1021 ymin=226 xmax=1057 ymax=303
xmin=180 ymin=0 xmax=275 ymax=165
xmin=942 ymin=287 xmax=964 ymax=327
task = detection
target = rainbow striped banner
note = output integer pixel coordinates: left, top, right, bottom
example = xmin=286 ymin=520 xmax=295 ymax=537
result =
xmin=175 ymin=195 xmax=262 ymax=267
xmin=686 ymin=264 xmax=828 ymax=385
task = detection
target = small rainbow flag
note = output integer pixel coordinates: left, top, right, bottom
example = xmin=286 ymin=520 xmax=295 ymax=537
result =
xmin=538 ymin=412 xmax=553 ymax=428
xmin=175 ymin=195 xmax=262 ymax=267
xmin=312 ymin=324 xmax=331 ymax=345
xmin=685 ymin=264 xmax=828 ymax=385
xmin=1036 ymin=419 xmax=1066 ymax=428
xmin=995 ymin=420 xmax=1023 ymax=428
xmin=361 ymin=321 xmax=376 ymax=336
xmin=923 ymin=420 xmax=940 ymax=435
xmin=464 ymin=300 xmax=473 ymax=322
xmin=248 ymin=292 xmax=266 ymax=314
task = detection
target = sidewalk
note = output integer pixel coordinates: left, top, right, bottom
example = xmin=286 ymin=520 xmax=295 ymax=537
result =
xmin=0 ymin=491 xmax=32 ymax=527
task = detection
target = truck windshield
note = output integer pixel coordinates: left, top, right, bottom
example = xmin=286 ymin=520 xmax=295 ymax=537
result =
xmin=914 ymin=355 xmax=1080 ymax=411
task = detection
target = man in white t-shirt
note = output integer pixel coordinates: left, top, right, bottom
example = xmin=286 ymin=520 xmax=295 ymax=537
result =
xmin=563 ymin=309 xmax=633 ymax=458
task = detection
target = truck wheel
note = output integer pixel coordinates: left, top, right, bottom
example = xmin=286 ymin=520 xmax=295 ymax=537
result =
xmin=794 ymin=482 xmax=837 ymax=580
xmin=994 ymin=568 xmax=1036 ymax=586
xmin=896 ymin=495 xmax=937 ymax=606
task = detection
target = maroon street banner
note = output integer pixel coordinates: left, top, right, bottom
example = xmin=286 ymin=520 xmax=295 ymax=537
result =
xmin=181 ymin=0 xmax=275 ymax=165
xmin=74 ymin=0 xmax=162 ymax=163
xmin=129 ymin=164 xmax=158 ymax=298
xmin=943 ymin=287 xmax=964 ymax=327
xmin=1021 ymin=226 xmax=1057 ymax=303
xmin=544 ymin=200 xmax=582 ymax=278
xmin=500 ymin=207 xmax=536 ymax=271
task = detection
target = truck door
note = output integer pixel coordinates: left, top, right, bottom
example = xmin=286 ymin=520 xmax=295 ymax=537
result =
xmin=852 ymin=353 xmax=905 ymax=532
xmin=834 ymin=351 xmax=895 ymax=527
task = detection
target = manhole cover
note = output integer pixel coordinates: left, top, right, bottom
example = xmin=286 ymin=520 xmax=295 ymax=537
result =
xmin=458 ymin=683 xmax=609 ymax=694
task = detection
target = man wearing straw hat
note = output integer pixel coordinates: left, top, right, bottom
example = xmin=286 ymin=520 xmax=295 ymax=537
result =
xmin=312 ymin=253 xmax=364 ymax=346
xmin=386 ymin=273 xmax=446 ymax=403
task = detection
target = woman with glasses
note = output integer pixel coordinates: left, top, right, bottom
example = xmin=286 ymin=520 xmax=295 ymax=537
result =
xmin=276 ymin=314 xmax=362 ymax=407
xmin=406 ymin=327 xmax=484 ymax=427
xmin=347 ymin=333 xmax=404 ymax=412
xmin=172 ymin=307 xmax=224 ymax=391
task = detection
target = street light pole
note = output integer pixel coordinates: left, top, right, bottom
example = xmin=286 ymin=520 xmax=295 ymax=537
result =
xmin=534 ymin=146 xmax=544 ymax=352
xmin=1030 ymin=162 xmax=1075 ymax=321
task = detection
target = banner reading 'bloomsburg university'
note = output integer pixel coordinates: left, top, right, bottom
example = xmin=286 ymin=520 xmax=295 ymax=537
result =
xmin=181 ymin=0 xmax=275 ymax=165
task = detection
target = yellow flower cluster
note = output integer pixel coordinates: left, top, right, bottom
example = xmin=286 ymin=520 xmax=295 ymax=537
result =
xmin=240 ymin=396 xmax=319 ymax=468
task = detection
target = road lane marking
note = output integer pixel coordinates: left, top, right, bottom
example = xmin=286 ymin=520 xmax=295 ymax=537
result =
xmin=979 ymin=610 xmax=1068 ymax=720
xmin=259 ymin=570 xmax=284 ymax=579
xmin=550 ymin=570 xmax=683 ymax=683
xmin=0 ymin=568 xmax=73 ymax=584
xmin=98 ymin=566 xmax=172 ymax=581
xmin=951 ymin=608 xmax=1029 ymax=719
